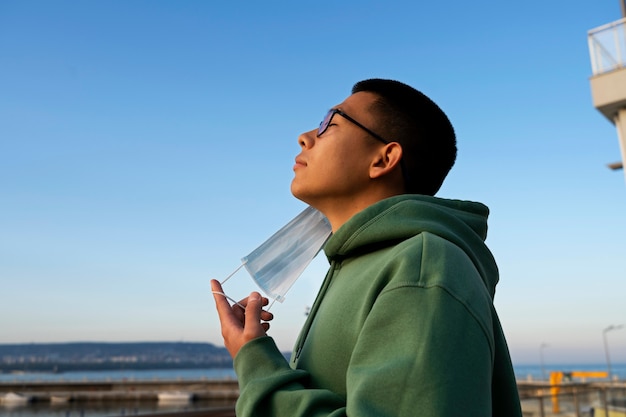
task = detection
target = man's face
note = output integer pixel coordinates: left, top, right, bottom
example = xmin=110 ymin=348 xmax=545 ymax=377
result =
xmin=291 ymin=91 xmax=384 ymax=208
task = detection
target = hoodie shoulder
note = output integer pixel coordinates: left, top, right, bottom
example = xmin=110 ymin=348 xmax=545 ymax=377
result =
xmin=324 ymin=194 xmax=499 ymax=296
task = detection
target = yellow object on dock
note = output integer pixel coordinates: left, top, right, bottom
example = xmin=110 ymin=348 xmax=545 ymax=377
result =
xmin=550 ymin=371 xmax=609 ymax=413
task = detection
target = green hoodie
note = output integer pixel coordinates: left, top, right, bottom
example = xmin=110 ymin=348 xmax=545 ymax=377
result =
xmin=234 ymin=195 xmax=522 ymax=417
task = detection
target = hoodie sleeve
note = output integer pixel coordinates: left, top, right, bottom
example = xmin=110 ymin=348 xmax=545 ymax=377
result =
xmin=233 ymin=336 xmax=347 ymax=417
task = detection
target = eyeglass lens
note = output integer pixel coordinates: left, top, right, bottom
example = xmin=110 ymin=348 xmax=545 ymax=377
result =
xmin=318 ymin=109 xmax=334 ymax=136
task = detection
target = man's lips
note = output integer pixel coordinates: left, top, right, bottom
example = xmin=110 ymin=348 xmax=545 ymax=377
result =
xmin=294 ymin=157 xmax=307 ymax=169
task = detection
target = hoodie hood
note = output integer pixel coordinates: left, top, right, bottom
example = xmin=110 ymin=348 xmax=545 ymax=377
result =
xmin=323 ymin=194 xmax=499 ymax=297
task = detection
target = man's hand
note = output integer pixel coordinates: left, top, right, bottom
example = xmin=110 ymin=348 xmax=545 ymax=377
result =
xmin=211 ymin=279 xmax=274 ymax=358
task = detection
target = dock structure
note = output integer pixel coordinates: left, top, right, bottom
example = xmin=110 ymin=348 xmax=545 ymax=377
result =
xmin=0 ymin=379 xmax=238 ymax=416
xmin=0 ymin=378 xmax=239 ymax=402
xmin=518 ymin=379 xmax=626 ymax=417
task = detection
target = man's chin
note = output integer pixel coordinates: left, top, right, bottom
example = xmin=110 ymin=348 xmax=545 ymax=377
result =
xmin=290 ymin=184 xmax=314 ymax=206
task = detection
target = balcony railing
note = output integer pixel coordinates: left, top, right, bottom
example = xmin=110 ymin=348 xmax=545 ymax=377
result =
xmin=589 ymin=17 xmax=626 ymax=76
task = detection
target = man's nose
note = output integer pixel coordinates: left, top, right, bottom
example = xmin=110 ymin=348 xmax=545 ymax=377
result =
xmin=298 ymin=129 xmax=317 ymax=149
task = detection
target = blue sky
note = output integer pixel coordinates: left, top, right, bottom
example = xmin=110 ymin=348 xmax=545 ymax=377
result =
xmin=1 ymin=0 xmax=625 ymax=366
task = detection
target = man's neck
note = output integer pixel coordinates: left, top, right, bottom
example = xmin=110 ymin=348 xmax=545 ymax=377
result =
xmin=314 ymin=189 xmax=402 ymax=232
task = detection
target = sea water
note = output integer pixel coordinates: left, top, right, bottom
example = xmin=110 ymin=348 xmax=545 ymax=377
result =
xmin=2 ymin=364 xmax=624 ymax=384
xmin=514 ymin=362 xmax=626 ymax=381
xmin=0 ymin=368 xmax=237 ymax=384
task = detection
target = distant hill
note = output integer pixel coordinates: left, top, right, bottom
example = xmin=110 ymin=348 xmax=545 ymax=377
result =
xmin=0 ymin=341 xmax=233 ymax=372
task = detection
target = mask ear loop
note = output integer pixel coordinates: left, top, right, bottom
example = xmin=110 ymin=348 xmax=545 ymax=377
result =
xmin=211 ymin=290 xmax=246 ymax=310
xmin=211 ymin=264 xmax=247 ymax=309
xmin=214 ymin=263 xmax=279 ymax=311
xmin=221 ymin=263 xmax=244 ymax=285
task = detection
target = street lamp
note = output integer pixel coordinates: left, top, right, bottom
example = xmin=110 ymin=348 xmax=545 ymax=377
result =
xmin=540 ymin=343 xmax=549 ymax=380
xmin=603 ymin=325 xmax=623 ymax=380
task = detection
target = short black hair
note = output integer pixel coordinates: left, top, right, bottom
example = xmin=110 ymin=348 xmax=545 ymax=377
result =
xmin=352 ymin=79 xmax=456 ymax=196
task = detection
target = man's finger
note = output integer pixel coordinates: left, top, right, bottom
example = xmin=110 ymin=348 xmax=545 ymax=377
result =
xmin=211 ymin=280 xmax=228 ymax=305
xmin=211 ymin=280 xmax=241 ymax=325
xmin=244 ymin=292 xmax=263 ymax=332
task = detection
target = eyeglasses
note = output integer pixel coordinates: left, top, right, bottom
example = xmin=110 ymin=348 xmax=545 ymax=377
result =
xmin=317 ymin=108 xmax=389 ymax=144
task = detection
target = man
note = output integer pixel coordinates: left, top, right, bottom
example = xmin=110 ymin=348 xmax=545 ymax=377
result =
xmin=211 ymin=79 xmax=522 ymax=416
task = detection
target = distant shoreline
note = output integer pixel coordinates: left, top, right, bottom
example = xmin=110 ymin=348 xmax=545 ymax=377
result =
xmin=0 ymin=362 xmax=234 ymax=374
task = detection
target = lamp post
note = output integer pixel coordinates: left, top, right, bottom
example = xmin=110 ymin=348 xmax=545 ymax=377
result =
xmin=540 ymin=343 xmax=549 ymax=380
xmin=603 ymin=325 xmax=623 ymax=380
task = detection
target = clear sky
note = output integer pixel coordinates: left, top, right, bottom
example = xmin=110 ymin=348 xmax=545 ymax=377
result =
xmin=1 ymin=0 xmax=625 ymax=367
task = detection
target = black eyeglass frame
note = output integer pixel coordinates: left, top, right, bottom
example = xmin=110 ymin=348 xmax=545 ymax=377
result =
xmin=317 ymin=108 xmax=390 ymax=144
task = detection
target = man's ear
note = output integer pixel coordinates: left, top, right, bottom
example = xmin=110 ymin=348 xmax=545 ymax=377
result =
xmin=370 ymin=142 xmax=403 ymax=179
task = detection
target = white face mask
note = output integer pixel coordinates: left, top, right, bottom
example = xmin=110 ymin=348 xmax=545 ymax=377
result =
xmin=215 ymin=206 xmax=332 ymax=309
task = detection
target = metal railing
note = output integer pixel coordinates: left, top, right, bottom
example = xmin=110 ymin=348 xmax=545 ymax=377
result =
xmin=589 ymin=18 xmax=626 ymax=76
